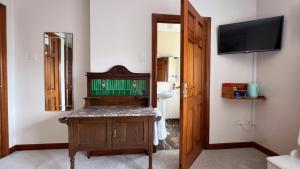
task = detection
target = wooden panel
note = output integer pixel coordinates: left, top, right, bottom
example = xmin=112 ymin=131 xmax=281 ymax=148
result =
xmin=186 ymin=99 xmax=194 ymax=154
xmin=85 ymin=65 xmax=150 ymax=107
xmin=0 ymin=3 xmax=9 ymax=157
xmin=188 ymin=13 xmax=195 ymax=34
xmin=193 ymin=96 xmax=202 ymax=145
xmin=180 ymin=1 xmax=211 ymax=168
xmin=77 ymin=119 xmax=111 ymax=150
xmin=112 ymin=118 xmax=147 ymax=150
xmin=194 ymin=45 xmax=203 ymax=95
xmin=187 ymin=41 xmax=194 ymax=97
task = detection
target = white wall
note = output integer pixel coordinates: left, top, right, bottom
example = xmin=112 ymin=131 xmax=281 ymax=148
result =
xmin=12 ymin=0 xmax=90 ymax=144
xmin=157 ymin=31 xmax=180 ymax=58
xmin=187 ymin=0 xmax=257 ymax=143
xmin=90 ymin=0 xmax=180 ymax=73
xmin=91 ymin=0 xmax=257 ymax=144
xmin=255 ymin=0 xmax=300 ymax=154
xmin=0 ymin=0 xmax=16 ymax=147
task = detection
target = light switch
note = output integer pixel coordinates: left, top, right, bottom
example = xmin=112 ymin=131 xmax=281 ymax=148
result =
xmin=138 ymin=54 xmax=146 ymax=62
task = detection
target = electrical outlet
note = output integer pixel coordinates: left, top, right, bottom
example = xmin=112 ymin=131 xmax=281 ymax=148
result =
xmin=236 ymin=120 xmax=255 ymax=128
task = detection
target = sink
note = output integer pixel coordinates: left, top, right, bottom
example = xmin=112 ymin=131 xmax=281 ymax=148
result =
xmin=157 ymin=90 xmax=176 ymax=99
xmin=157 ymin=90 xmax=176 ymax=121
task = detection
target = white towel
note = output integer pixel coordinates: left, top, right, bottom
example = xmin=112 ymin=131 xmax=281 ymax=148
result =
xmin=153 ymin=108 xmax=167 ymax=145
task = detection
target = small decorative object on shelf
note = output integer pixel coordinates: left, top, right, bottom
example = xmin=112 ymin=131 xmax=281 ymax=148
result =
xmin=222 ymin=83 xmax=266 ymax=101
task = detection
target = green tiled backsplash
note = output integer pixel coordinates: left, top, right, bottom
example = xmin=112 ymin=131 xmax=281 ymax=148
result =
xmin=91 ymin=79 xmax=146 ymax=96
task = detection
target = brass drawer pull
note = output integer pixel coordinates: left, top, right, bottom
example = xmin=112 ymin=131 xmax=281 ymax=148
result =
xmin=113 ymin=129 xmax=117 ymax=138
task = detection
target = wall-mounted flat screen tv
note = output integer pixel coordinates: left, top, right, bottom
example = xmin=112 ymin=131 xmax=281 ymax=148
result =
xmin=218 ymin=16 xmax=284 ymax=55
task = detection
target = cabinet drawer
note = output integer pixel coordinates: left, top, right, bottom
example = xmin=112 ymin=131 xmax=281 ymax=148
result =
xmin=112 ymin=117 xmax=148 ymax=150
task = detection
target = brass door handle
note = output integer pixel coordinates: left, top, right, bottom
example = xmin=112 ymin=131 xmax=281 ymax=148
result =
xmin=183 ymin=82 xmax=195 ymax=98
xmin=183 ymin=82 xmax=188 ymax=98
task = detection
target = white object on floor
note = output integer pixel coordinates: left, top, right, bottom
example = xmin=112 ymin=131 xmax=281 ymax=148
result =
xmin=267 ymin=155 xmax=300 ymax=169
xmin=290 ymin=128 xmax=300 ymax=159
xmin=153 ymin=108 xmax=167 ymax=145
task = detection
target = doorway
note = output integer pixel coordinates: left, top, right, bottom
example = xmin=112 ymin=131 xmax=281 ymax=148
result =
xmin=0 ymin=3 xmax=9 ymax=158
xmin=152 ymin=14 xmax=181 ymax=152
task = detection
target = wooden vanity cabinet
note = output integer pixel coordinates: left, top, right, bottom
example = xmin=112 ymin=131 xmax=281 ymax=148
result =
xmin=61 ymin=66 xmax=156 ymax=169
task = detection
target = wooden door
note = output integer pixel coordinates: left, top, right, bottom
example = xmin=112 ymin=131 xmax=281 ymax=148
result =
xmin=0 ymin=3 xmax=8 ymax=157
xmin=157 ymin=57 xmax=169 ymax=81
xmin=45 ymin=37 xmax=60 ymax=111
xmin=180 ymin=0 xmax=210 ymax=168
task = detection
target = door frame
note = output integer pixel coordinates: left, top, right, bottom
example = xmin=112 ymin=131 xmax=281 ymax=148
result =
xmin=151 ymin=14 xmax=181 ymax=108
xmin=151 ymin=13 xmax=211 ymax=149
xmin=0 ymin=3 xmax=9 ymax=157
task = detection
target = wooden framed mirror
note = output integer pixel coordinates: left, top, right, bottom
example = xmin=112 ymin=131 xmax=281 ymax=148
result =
xmin=44 ymin=32 xmax=73 ymax=111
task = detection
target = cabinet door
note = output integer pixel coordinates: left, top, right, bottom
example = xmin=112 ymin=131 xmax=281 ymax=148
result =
xmin=76 ymin=119 xmax=111 ymax=150
xmin=112 ymin=117 xmax=148 ymax=150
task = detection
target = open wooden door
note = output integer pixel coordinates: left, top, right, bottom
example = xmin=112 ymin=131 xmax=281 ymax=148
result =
xmin=45 ymin=36 xmax=61 ymax=111
xmin=180 ymin=0 xmax=211 ymax=168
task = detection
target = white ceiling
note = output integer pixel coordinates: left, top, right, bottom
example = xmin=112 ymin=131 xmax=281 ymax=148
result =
xmin=158 ymin=23 xmax=180 ymax=33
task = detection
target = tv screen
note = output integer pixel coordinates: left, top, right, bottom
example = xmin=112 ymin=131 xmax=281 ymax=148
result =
xmin=218 ymin=16 xmax=284 ymax=55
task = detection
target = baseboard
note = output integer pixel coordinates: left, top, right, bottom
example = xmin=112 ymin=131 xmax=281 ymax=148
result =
xmin=207 ymin=142 xmax=279 ymax=156
xmin=207 ymin=142 xmax=254 ymax=150
xmin=9 ymin=143 xmax=68 ymax=154
xmin=8 ymin=142 xmax=279 ymax=157
xmin=253 ymin=142 xmax=279 ymax=156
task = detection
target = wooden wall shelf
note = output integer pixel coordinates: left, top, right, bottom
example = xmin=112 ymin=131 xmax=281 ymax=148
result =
xmin=222 ymin=83 xmax=266 ymax=101
xmin=223 ymin=96 xmax=267 ymax=101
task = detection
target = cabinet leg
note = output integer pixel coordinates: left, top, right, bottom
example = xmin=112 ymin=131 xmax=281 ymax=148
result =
xmin=148 ymin=154 xmax=153 ymax=169
xmin=148 ymin=144 xmax=153 ymax=169
xmin=70 ymin=156 xmax=75 ymax=169
xmin=69 ymin=151 xmax=76 ymax=169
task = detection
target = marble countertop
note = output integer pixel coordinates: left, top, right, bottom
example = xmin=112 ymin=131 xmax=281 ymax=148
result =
xmin=64 ymin=106 xmax=157 ymax=118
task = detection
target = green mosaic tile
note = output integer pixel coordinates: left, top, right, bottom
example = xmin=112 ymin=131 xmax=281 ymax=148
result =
xmin=91 ymin=79 xmax=146 ymax=96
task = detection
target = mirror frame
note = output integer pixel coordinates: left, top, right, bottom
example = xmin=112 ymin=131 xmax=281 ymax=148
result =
xmin=44 ymin=32 xmax=74 ymax=111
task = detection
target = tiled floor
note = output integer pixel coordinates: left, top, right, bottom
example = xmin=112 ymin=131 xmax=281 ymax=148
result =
xmin=157 ymin=119 xmax=180 ymax=150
